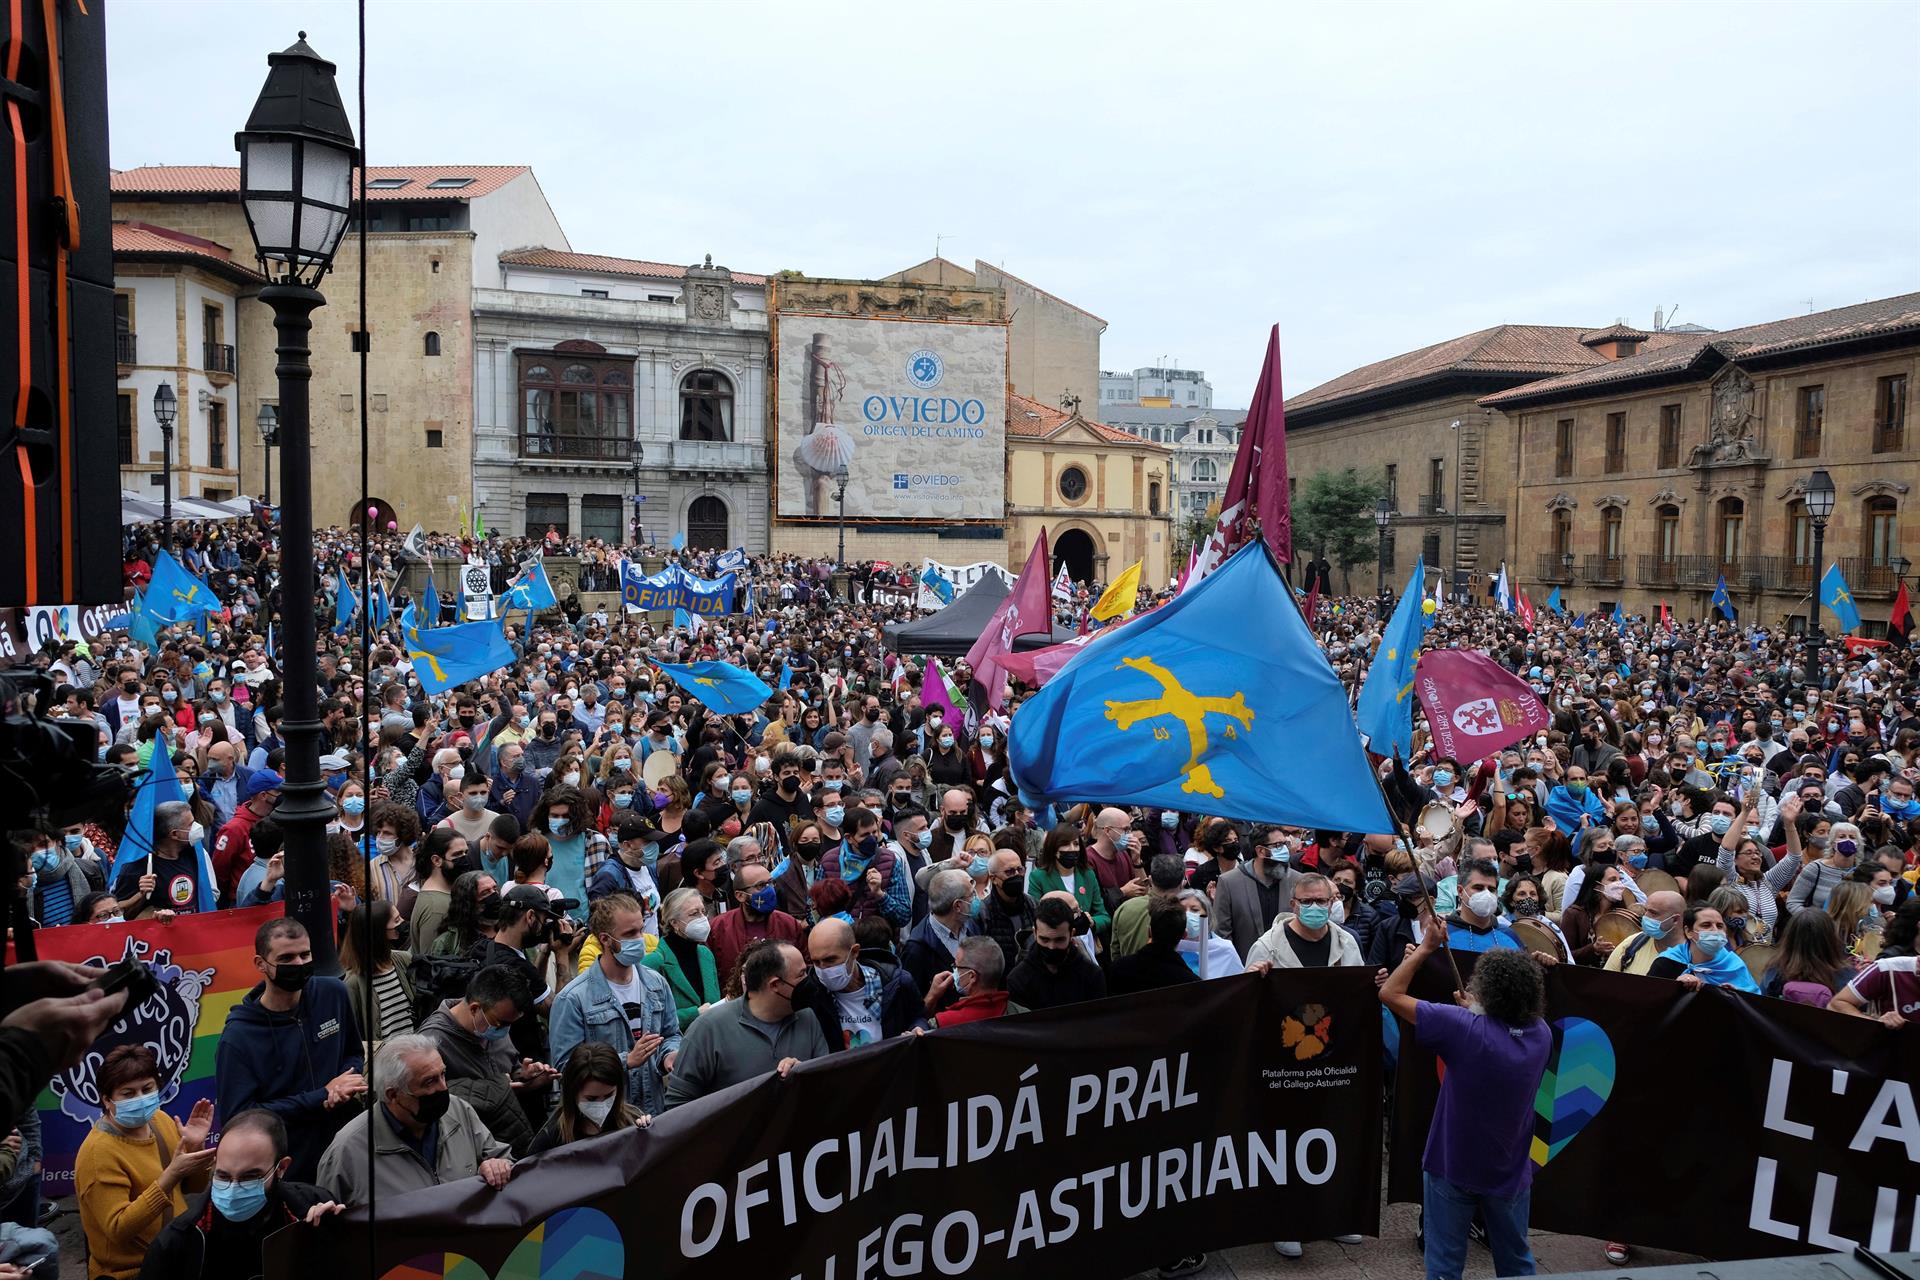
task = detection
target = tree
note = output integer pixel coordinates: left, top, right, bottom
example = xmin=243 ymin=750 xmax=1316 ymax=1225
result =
xmin=1174 ymin=502 xmax=1220 ymax=564
xmin=1292 ymin=468 xmax=1384 ymax=591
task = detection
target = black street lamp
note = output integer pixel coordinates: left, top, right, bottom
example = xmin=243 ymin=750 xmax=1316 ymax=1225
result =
xmin=152 ymin=382 xmax=177 ymax=551
xmin=236 ymin=32 xmax=359 ymax=974
xmin=834 ymin=462 xmax=851 ymax=595
xmin=628 ymin=443 xmax=642 ymax=548
xmin=1806 ymin=468 xmax=1836 ymax=677
xmin=1373 ymin=495 xmax=1391 ymax=597
xmin=256 ymin=402 xmax=279 ymax=504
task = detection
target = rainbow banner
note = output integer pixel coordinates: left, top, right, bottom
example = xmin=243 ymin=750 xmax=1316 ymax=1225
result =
xmin=27 ymin=905 xmax=280 ymax=1198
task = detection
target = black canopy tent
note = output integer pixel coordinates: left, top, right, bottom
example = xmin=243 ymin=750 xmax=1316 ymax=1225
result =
xmin=883 ymin=574 xmax=1073 ymax=657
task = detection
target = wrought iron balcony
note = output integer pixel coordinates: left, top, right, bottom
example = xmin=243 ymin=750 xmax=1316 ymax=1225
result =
xmin=1582 ymin=555 xmax=1624 ymax=584
xmin=517 ymin=432 xmax=635 ymax=462
xmin=1638 ymin=555 xmax=1679 ymax=587
xmin=204 ymin=342 xmax=236 ymax=375
xmin=1536 ymin=553 xmax=1574 ymax=584
xmin=116 ymin=331 xmax=137 ymax=365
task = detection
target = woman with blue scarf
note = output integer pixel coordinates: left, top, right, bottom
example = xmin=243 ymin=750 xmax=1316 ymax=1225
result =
xmin=1648 ymin=903 xmax=1759 ymax=993
xmin=1544 ymin=765 xmax=1606 ymax=835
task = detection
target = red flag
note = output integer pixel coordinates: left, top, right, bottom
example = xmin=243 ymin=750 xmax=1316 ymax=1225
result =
xmin=966 ymin=528 xmax=1052 ymax=710
xmin=1303 ymin=578 xmax=1320 ymax=633
xmin=1189 ymin=325 xmax=1291 ymax=586
xmin=1659 ymin=600 xmax=1673 ymax=632
xmin=1517 ymin=590 xmax=1535 ymax=633
xmin=1413 ymin=649 xmax=1552 ymax=763
xmin=1893 ymin=580 xmax=1913 ymax=639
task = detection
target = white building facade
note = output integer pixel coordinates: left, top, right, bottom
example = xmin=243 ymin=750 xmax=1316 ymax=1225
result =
xmin=471 ymin=252 xmax=771 ymax=551
xmin=1100 ymin=405 xmax=1248 ymax=516
xmin=1099 ymin=364 xmax=1214 ymax=410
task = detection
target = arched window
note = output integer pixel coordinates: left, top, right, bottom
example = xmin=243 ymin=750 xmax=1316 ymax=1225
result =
xmin=1717 ymin=497 xmax=1745 ymax=572
xmin=423 ymin=331 xmax=441 ymax=357
xmin=686 ymin=495 xmax=729 ymax=549
xmin=1190 ymin=457 xmax=1218 ymax=484
xmin=679 ymin=370 xmax=734 ymax=442
xmin=517 ymin=352 xmax=635 ymax=459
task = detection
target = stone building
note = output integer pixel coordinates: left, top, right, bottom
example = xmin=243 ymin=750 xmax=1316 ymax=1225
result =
xmin=111 ymin=223 xmax=262 ymax=504
xmin=110 ymin=164 xmax=569 ymax=531
xmin=1006 ymin=392 xmax=1173 ymax=588
xmin=471 ymin=251 xmax=769 ymax=549
xmin=1282 ymin=325 xmax=1672 ymax=596
xmin=1100 ymin=406 xmax=1250 ymax=525
xmin=1484 ymin=293 xmax=1920 ymax=628
xmin=886 ymin=257 xmax=1104 ymax=409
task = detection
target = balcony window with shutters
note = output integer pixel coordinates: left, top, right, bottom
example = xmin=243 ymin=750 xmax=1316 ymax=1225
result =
xmin=1794 ymin=385 xmax=1824 ymax=458
xmin=1602 ymin=507 xmax=1623 ymax=561
xmin=1551 ymin=510 xmax=1572 ymax=560
xmin=1717 ymin=497 xmax=1744 ymax=572
xmin=1554 ymin=419 xmax=1573 ymax=477
xmin=1865 ymin=497 xmax=1899 ymax=571
xmin=114 ymin=291 xmax=135 ymax=365
xmin=1875 ymin=374 xmax=1908 ymax=453
xmin=1422 ymin=531 xmax=1441 ymax=568
xmin=679 ymin=370 xmax=734 ymax=442
xmin=1658 ymin=404 xmax=1681 ymax=469
xmin=1657 ymin=505 xmax=1680 ymax=565
xmin=1605 ymin=413 xmax=1627 ymax=473
xmin=519 ymin=352 xmax=634 ymax=460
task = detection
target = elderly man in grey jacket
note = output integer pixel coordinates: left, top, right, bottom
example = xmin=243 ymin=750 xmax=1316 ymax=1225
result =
xmin=317 ymin=1035 xmax=513 ymax=1205
xmin=663 ymin=939 xmax=829 ymax=1110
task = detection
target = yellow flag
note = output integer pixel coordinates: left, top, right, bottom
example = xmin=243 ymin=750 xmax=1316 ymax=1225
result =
xmin=1090 ymin=559 xmax=1142 ymax=621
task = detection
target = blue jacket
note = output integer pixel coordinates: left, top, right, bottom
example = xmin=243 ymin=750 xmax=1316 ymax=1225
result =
xmin=548 ymin=958 xmax=682 ymax=1116
xmin=213 ymin=977 xmax=363 ymax=1182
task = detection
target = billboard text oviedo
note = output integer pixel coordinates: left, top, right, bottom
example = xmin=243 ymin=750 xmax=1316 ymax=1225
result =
xmin=777 ymin=313 xmax=1006 ymax=521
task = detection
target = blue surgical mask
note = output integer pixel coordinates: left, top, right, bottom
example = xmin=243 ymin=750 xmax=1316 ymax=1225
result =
xmin=731 ymin=789 xmax=753 ymax=805
xmin=112 ymin=1090 xmax=163 ymax=1128
xmin=951 ymin=966 xmax=970 ymax=997
xmin=1640 ymin=913 xmax=1668 ymax=937
xmin=1640 ymin=815 xmax=1659 ymax=835
xmin=612 ymin=792 xmax=634 ymax=809
xmin=343 ymin=796 xmax=367 ymax=816
xmin=1707 ymin=814 xmax=1732 ymax=836
xmin=1160 ymin=810 xmax=1179 ymax=830
xmin=548 ymin=818 xmax=570 ymax=837
xmin=747 ymin=885 xmax=779 ymax=914
xmin=30 ymin=850 xmax=58 ymax=873
xmin=1628 ymin=852 xmax=1649 ymax=871
xmin=615 ymin=937 xmax=649 ymax=967
xmin=915 ymin=828 xmax=933 ymax=851
xmin=641 ymin=842 xmax=660 ymax=868
xmin=63 ymin=832 xmax=82 ymax=850
xmin=1295 ymin=903 xmax=1332 ymax=930
xmin=823 ymin=805 xmax=845 ymax=828
xmin=211 ymin=1176 xmax=271 ymax=1222
xmin=1431 ymin=770 xmax=1454 ymax=788
xmin=479 ymin=1018 xmax=513 ymax=1043
xmin=1694 ymin=930 xmax=1728 ymax=955
xmin=1184 ymin=912 xmax=1203 ymax=941
xmin=968 ymin=855 xmax=990 ymax=878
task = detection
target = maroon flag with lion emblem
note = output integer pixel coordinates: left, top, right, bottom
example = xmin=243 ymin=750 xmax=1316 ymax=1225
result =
xmin=966 ymin=527 xmax=1052 ymax=710
xmin=1413 ymin=649 xmax=1550 ymax=763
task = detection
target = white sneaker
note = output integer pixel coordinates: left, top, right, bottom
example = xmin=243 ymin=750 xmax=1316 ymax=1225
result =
xmin=1273 ymin=1241 xmax=1303 ymax=1259
xmin=1334 ymin=1234 xmax=1363 ymax=1245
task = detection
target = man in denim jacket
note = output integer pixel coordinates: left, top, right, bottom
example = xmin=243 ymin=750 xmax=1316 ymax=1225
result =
xmin=549 ymin=893 xmax=682 ymax=1116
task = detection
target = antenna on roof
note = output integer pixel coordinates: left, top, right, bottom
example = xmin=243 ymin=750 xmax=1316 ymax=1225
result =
xmin=1803 ymin=298 xmax=1816 ymax=314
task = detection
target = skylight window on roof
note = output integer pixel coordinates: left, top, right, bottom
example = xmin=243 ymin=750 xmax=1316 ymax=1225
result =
xmin=366 ymin=178 xmax=410 ymax=189
xmin=426 ymin=177 xmax=474 ymax=189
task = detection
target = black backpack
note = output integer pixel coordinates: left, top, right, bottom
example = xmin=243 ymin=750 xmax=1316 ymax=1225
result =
xmin=407 ymin=952 xmax=480 ymax=1022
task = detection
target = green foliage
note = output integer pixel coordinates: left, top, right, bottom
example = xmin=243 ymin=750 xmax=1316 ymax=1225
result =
xmin=1292 ymin=468 xmax=1385 ymax=570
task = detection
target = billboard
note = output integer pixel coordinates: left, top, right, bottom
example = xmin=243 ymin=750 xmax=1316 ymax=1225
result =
xmin=775 ymin=313 xmax=1006 ymax=521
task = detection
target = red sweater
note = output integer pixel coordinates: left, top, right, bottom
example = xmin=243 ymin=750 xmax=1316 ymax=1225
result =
xmin=706 ymin=907 xmax=805 ymax=990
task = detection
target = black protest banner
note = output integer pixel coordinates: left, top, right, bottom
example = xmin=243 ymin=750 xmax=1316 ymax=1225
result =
xmin=277 ymin=969 xmax=1381 ymax=1280
xmin=1388 ymin=961 xmax=1920 ymax=1259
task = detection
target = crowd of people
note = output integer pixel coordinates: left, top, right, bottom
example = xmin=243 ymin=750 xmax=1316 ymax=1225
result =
xmin=3 ymin=514 xmax=1915 ymax=1280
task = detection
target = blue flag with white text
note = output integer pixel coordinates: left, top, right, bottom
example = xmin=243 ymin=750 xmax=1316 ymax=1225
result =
xmin=1355 ymin=561 xmax=1433 ymax=760
xmin=1008 ymin=543 xmax=1393 ymax=833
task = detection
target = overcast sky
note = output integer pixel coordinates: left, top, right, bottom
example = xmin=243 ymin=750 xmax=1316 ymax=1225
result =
xmin=107 ymin=0 xmax=1919 ymax=406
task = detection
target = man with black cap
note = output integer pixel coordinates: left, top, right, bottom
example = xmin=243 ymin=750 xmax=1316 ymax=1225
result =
xmin=588 ymin=817 xmax=666 ymax=925
xmin=468 ymin=884 xmax=579 ymax=1062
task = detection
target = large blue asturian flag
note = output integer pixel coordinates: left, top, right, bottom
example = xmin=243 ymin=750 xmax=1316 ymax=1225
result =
xmin=655 ymin=661 xmax=773 ymax=716
xmin=1712 ymin=574 xmax=1737 ymax=621
xmin=1821 ymin=563 xmax=1863 ymax=632
xmin=1007 ymin=543 xmax=1393 ymax=833
xmin=502 ymin=560 xmax=557 ymax=612
xmin=147 ymin=550 xmax=218 ymax=623
xmin=401 ymin=603 xmax=517 ymax=695
xmin=1355 ymin=560 xmax=1434 ymax=760
xmin=111 ymin=734 xmax=218 ymax=907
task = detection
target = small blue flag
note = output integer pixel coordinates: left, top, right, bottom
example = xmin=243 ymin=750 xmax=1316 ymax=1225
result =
xmin=656 ymin=660 xmax=773 ymax=716
xmin=502 ymin=560 xmax=557 ymax=613
xmin=779 ymin=661 xmax=793 ymax=691
xmin=333 ymin=565 xmax=358 ymax=635
xmin=1712 ymin=574 xmax=1737 ymax=621
xmin=402 ymin=604 xmax=518 ymax=695
xmin=372 ymin=580 xmax=392 ymax=629
xmin=1008 ymin=542 xmax=1392 ymax=833
xmin=1821 ymin=563 xmax=1862 ymax=632
xmin=115 ymin=734 xmax=216 ymax=908
xmin=920 ymin=564 xmax=956 ymax=605
xmin=1611 ymin=601 xmax=1625 ymax=627
xmin=422 ymin=567 xmax=442 ymax=628
xmin=125 ymin=588 xmax=161 ymax=649
xmin=671 ymin=532 xmax=686 ymax=552
xmin=1355 ymin=560 xmax=1434 ymax=760
xmin=147 ymin=550 xmax=218 ymax=623
xmin=1545 ymin=585 xmax=1563 ymax=615
xmin=716 ymin=547 xmax=748 ymax=573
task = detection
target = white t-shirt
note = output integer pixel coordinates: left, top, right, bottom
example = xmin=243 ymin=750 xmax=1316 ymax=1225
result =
xmin=832 ymin=976 xmax=883 ymax=1049
xmin=605 ymin=963 xmax=651 ymax=1043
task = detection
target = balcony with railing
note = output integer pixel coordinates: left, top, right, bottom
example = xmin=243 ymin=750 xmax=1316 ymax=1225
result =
xmin=669 ymin=439 xmax=757 ymax=472
xmin=1535 ymin=553 xmax=1573 ymax=584
xmin=1638 ymin=555 xmax=1680 ymax=587
xmin=115 ymin=331 xmax=137 ymax=366
xmin=517 ymin=431 xmax=634 ymax=462
xmin=1582 ymin=555 xmax=1624 ymax=584
xmin=1417 ymin=494 xmax=1447 ymax=516
xmin=1755 ymin=556 xmax=1815 ymax=595
xmin=1840 ymin=556 xmax=1898 ymax=597
xmin=1672 ymin=555 xmax=1725 ymax=589
xmin=204 ymin=342 xmax=236 ymax=377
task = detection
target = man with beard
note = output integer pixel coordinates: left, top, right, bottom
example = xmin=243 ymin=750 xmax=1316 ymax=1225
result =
xmin=749 ymin=748 xmax=815 ymax=833
xmin=969 ymin=849 xmax=1039 ymax=971
xmin=1006 ymin=896 xmax=1106 ymax=1010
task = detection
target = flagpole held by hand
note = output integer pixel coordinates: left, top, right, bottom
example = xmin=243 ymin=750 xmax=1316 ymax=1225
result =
xmin=1373 ymin=755 xmax=1466 ymax=997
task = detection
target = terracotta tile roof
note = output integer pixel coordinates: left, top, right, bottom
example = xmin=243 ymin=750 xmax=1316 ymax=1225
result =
xmin=1482 ymin=293 xmax=1920 ymax=407
xmin=112 ymin=164 xmax=532 ymax=202
xmin=498 ymin=247 xmax=766 ymax=287
xmin=1007 ymin=392 xmax=1167 ymax=449
xmin=1287 ymin=324 xmax=1607 ymax=413
xmin=111 ymin=221 xmax=262 ymax=281
xmin=1579 ymin=322 xmax=1651 ymax=345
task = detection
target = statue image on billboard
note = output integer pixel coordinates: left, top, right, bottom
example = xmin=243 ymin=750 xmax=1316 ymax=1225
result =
xmin=794 ymin=332 xmax=855 ymax=516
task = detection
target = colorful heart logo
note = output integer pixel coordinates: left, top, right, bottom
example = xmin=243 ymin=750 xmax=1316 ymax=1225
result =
xmin=378 ymin=1206 xmax=622 ymax=1280
xmin=1530 ymin=1016 xmax=1614 ymax=1166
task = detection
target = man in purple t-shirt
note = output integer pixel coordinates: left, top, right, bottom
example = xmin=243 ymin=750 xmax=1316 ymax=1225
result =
xmin=1381 ymin=920 xmax=1551 ymax=1280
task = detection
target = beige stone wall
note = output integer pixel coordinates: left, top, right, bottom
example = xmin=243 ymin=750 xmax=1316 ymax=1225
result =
xmin=1008 ymin=432 xmax=1173 ymax=587
xmin=1509 ymin=344 xmax=1920 ymax=622
xmin=1285 ymin=392 xmax=1513 ymax=595
xmin=971 ymin=264 xmax=1103 ymax=411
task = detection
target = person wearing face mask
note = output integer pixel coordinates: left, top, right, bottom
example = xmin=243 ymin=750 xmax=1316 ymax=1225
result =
xmin=709 ymin=861 xmax=806 ymax=986
xmin=1006 ymin=896 xmax=1107 ymax=1011
xmin=663 ymin=939 xmax=829 ymax=1109
xmin=1500 ymin=875 xmax=1572 ymax=962
xmin=1444 ymin=860 xmax=1525 ymax=954
xmin=1787 ymin=820 xmax=1865 ymax=916
xmin=75 ymin=1044 xmax=217 ymax=1279
xmin=820 ymin=808 xmax=910 ymax=927
xmin=209 ymin=769 xmax=282 ymax=907
xmin=215 ymin=920 xmax=367 ymax=1183
xmin=402 ymin=825 xmax=462 ymax=952
xmin=769 ymin=820 xmax=827 ymax=922
xmin=1603 ymin=889 xmax=1689 ymax=976
xmin=1243 ymin=872 xmax=1366 ymax=973
xmin=112 ymin=800 xmax=209 ymax=922
xmin=925 ymin=718 xmax=971 ymax=787
xmin=136 ymin=1109 xmax=343 ymax=1280
xmin=317 ymin=1035 xmax=514 ymax=1204
xmin=551 ymin=895 xmax=681 ymax=1117
xmin=747 ymin=747 xmax=815 ymax=836
xmin=645 ymin=887 xmax=725 ymax=1030
xmin=1558 ymin=864 xmax=1632 ymax=965
xmin=1213 ymin=824 xmax=1297 ymax=961
xmin=24 ymin=825 xmax=92 ymax=927
xmin=973 ymin=849 xmax=1041 ymax=971
xmin=1025 ymin=827 xmax=1111 ymax=943
xmin=924 ymin=936 xmax=1022 ymax=1028
xmin=439 ymin=772 xmax=499 ymax=847
xmin=888 ymin=804 xmax=939 ymax=923
xmin=901 ymin=867 xmax=977 ymax=997
xmin=1543 ymin=765 xmax=1605 ymax=836
xmin=587 ymin=817 xmax=667 ymax=922
xmin=529 ymin=788 xmax=600 ymax=923
xmin=415 ymin=748 xmax=466 ymax=827
xmin=527 ymin=1043 xmax=650 ymax=1157
xmin=1648 ymin=904 xmax=1760 ymax=992
xmin=418 ymin=966 xmax=553 ymax=1157
xmin=799 ymin=917 xmax=922 ymax=1049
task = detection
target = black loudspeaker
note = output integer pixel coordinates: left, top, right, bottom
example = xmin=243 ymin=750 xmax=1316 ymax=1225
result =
xmin=0 ymin=0 xmax=119 ymax=608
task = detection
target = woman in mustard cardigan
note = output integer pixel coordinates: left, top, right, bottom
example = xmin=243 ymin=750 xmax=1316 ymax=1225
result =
xmin=1025 ymin=825 xmax=1111 ymax=943
xmin=75 ymin=1044 xmax=215 ymax=1279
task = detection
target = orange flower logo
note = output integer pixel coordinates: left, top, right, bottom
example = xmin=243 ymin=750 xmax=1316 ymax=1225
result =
xmin=1282 ymin=1003 xmax=1333 ymax=1060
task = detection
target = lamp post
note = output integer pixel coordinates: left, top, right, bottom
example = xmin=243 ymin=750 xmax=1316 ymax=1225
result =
xmin=256 ymin=402 xmax=279 ymax=504
xmin=1806 ymin=468 xmax=1836 ymax=676
xmin=628 ymin=443 xmax=642 ymax=548
xmin=834 ymin=462 xmax=850 ymax=594
xmin=1449 ymin=418 xmax=1462 ymax=603
xmin=152 ymin=382 xmax=176 ymax=551
xmin=1373 ymin=495 xmax=1391 ymax=597
xmin=236 ymin=32 xmax=359 ymax=974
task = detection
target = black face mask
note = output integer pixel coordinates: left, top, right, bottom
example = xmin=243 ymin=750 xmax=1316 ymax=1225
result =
xmin=779 ymin=776 xmax=799 ymax=794
xmin=712 ymin=866 xmax=733 ymax=895
xmin=997 ymin=878 xmax=1023 ymax=900
xmin=890 ymin=792 xmax=911 ymax=809
xmin=1057 ymin=851 xmax=1081 ymax=869
xmin=408 ymin=1088 xmax=451 ymax=1125
xmin=1219 ymin=843 xmax=1241 ymax=861
xmin=796 ymin=841 xmax=824 ymax=861
xmin=865 ymin=708 xmax=881 ymax=722
xmin=944 ymin=814 xmax=969 ymax=833
xmin=539 ymin=724 xmax=557 ymax=739
xmin=391 ymin=919 xmax=411 ymax=950
xmin=269 ymin=960 xmax=315 ymax=994
xmin=1039 ymin=945 xmax=1069 ymax=969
